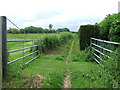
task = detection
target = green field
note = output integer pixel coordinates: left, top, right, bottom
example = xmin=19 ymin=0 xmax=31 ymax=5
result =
xmin=2 ymin=33 xmax=119 ymax=88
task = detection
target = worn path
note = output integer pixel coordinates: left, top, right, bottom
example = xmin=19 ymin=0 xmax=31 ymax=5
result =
xmin=63 ymin=41 xmax=74 ymax=88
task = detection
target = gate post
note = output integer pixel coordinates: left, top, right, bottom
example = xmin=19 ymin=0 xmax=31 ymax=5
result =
xmin=0 ymin=16 xmax=8 ymax=81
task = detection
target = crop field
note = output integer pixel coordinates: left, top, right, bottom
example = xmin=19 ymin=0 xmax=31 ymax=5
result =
xmin=2 ymin=33 xmax=119 ymax=88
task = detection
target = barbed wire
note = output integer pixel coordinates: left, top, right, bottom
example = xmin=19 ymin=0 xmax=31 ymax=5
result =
xmin=7 ymin=18 xmax=20 ymax=30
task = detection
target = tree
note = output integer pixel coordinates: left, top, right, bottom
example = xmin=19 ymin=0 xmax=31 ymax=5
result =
xmin=49 ymin=24 xmax=53 ymax=31
xmin=56 ymin=28 xmax=70 ymax=32
xmin=10 ymin=28 xmax=19 ymax=34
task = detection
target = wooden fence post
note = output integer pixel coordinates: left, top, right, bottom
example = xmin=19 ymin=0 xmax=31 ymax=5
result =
xmin=0 ymin=16 xmax=8 ymax=80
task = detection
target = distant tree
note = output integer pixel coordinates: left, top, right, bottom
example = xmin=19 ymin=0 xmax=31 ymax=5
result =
xmin=56 ymin=28 xmax=70 ymax=32
xmin=11 ymin=25 xmax=57 ymax=34
xmin=44 ymin=29 xmax=49 ymax=33
xmin=21 ymin=26 xmax=44 ymax=33
xmin=19 ymin=29 xmax=25 ymax=33
xmin=49 ymin=24 xmax=53 ymax=31
xmin=10 ymin=28 xmax=19 ymax=34
xmin=7 ymin=28 xmax=12 ymax=33
xmin=95 ymin=22 xmax=98 ymax=25
xmin=52 ymin=29 xmax=56 ymax=33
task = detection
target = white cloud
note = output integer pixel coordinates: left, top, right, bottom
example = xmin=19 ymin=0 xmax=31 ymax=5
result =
xmin=0 ymin=0 xmax=119 ymax=31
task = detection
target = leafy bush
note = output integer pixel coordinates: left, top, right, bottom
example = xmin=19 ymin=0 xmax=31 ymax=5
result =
xmin=103 ymin=47 xmax=120 ymax=88
xmin=84 ymin=46 xmax=94 ymax=62
xmin=109 ymin=22 xmax=120 ymax=42
xmin=89 ymin=47 xmax=120 ymax=88
xmin=98 ymin=13 xmax=120 ymax=42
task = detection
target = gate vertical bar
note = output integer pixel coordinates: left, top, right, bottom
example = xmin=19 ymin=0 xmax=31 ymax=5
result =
xmin=0 ymin=16 xmax=7 ymax=80
xmin=38 ymin=38 xmax=40 ymax=55
xmin=22 ymin=41 xmax=24 ymax=68
xmin=32 ymin=40 xmax=34 ymax=59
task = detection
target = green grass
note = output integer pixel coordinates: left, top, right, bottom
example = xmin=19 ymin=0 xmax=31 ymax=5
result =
xmin=69 ymin=34 xmax=110 ymax=88
xmin=7 ymin=32 xmax=72 ymax=66
xmin=3 ymin=33 xmax=118 ymax=88
xmin=69 ymin=34 xmax=119 ymax=88
xmin=3 ymin=35 xmax=73 ymax=88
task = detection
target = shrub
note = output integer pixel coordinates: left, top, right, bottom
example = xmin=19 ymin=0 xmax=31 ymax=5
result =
xmin=98 ymin=13 xmax=120 ymax=42
xmin=100 ymin=47 xmax=120 ymax=88
xmin=109 ymin=22 xmax=120 ymax=42
xmin=84 ymin=46 xmax=94 ymax=62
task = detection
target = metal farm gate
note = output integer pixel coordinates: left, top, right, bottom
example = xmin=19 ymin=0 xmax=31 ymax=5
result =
xmin=0 ymin=16 xmax=40 ymax=79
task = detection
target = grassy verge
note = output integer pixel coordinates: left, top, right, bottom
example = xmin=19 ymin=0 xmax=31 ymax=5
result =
xmin=70 ymin=34 xmax=110 ymax=88
xmin=3 ymin=36 xmax=73 ymax=88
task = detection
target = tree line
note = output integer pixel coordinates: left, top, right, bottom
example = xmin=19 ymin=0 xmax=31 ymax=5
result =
xmin=7 ymin=24 xmax=70 ymax=34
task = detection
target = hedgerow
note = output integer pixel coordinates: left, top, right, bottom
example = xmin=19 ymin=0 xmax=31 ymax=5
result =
xmin=38 ymin=32 xmax=73 ymax=53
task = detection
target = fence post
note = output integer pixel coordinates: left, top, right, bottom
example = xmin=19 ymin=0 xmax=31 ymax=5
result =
xmin=0 ymin=16 xmax=8 ymax=80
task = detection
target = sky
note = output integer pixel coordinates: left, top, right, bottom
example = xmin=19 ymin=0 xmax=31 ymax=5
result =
xmin=0 ymin=0 xmax=119 ymax=31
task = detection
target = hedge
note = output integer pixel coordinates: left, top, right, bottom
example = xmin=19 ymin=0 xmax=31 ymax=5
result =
xmin=78 ymin=25 xmax=100 ymax=50
xmin=38 ymin=32 xmax=73 ymax=53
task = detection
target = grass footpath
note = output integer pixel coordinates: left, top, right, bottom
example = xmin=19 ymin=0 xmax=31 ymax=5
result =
xmin=3 ymin=37 xmax=73 ymax=88
xmin=63 ymin=40 xmax=74 ymax=88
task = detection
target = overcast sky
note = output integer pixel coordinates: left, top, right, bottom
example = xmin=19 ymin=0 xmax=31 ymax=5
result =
xmin=0 ymin=0 xmax=119 ymax=31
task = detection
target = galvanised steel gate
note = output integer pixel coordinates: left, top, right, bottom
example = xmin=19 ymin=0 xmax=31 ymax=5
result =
xmin=91 ymin=37 xmax=120 ymax=67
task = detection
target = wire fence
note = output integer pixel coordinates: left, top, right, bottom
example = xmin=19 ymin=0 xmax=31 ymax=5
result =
xmin=91 ymin=37 xmax=120 ymax=67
